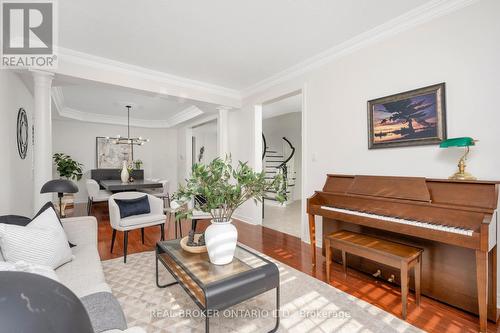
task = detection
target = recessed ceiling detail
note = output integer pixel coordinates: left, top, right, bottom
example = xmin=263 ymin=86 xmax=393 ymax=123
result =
xmin=51 ymin=84 xmax=210 ymax=128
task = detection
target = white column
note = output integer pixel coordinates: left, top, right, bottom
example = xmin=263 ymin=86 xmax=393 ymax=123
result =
xmin=32 ymin=70 xmax=54 ymax=212
xmin=217 ymin=108 xmax=229 ymax=158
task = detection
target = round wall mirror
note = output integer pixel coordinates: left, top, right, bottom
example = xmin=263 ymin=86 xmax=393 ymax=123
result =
xmin=17 ymin=108 xmax=28 ymax=159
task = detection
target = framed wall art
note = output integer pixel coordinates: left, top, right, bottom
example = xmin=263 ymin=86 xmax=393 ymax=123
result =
xmin=96 ymin=137 xmax=133 ymax=168
xmin=367 ymin=83 xmax=447 ymax=149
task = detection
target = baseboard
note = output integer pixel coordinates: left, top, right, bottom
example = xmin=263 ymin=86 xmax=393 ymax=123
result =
xmin=233 ymin=214 xmax=258 ymax=225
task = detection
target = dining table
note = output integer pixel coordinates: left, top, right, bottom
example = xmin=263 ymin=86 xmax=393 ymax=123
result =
xmin=99 ymin=179 xmax=162 ymax=192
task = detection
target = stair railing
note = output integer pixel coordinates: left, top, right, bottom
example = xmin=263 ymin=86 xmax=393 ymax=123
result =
xmin=261 ymin=135 xmax=295 ymax=218
xmin=262 ymin=133 xmax=267 ymax=160
xmin=278 ymin=137 xmax=295 ymax=169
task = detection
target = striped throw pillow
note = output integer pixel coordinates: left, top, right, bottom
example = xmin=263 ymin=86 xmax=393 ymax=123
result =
xmin=0 ymin=207 xmax=73 ymax=269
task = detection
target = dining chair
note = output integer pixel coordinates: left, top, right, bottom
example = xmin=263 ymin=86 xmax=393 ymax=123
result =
xmin=85 ymin=179 xmax=112 ymax=215
xmin=165 ymin=199 xmax=212 ymax=239
xmin=142 ymin=180 xmax=170 ymax=207
xmin=108 ymin=192 xmax=166 ymax=263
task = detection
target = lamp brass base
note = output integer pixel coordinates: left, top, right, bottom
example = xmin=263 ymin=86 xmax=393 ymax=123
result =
xmin=449 ymin=171 xmax=476 ymax=181
xmin=450 ymin=154 xmax=476 ymax=181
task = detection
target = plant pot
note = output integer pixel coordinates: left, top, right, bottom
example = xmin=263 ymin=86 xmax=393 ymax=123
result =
xmin=204 ymin=219 xmax=237 ymax=265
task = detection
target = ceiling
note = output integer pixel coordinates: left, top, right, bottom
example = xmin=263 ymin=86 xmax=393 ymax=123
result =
xmin=51 ymin=78 xmax=221 ymax=127
xmin=263 ymin=93 xmax=301 ymax=119
xmin=59 ymin=0 xmax=432 ymax=90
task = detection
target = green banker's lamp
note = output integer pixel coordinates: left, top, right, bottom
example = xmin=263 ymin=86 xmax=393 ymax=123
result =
xmin=439 ymin=137 xmax=477 ymax=180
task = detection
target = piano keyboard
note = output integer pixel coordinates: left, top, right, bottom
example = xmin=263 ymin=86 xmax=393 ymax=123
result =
xmin=320 ymin=206 xmax=474 ymax=236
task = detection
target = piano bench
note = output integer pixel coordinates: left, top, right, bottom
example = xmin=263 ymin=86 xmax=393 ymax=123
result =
xmin=325 ymin=230 xmax=423 ymax=320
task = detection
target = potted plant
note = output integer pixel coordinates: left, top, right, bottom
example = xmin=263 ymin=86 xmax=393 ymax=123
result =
xmin=176 ymin=156 xmax=286 ymax=265
xmin=53 ymin=153 xmax=84 ymax=214
xmin=133 ymin=159 xmax=143 ymax=170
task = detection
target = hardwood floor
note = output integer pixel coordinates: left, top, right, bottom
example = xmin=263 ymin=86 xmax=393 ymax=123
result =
xmin=68 ymin=203 xmax=499 ymax=333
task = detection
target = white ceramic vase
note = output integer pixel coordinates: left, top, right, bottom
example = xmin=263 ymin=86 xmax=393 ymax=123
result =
xmin=204 ymin=219 xmax=237 ymax=265
xmin=120 ymin=161 xmax=129 ymax=183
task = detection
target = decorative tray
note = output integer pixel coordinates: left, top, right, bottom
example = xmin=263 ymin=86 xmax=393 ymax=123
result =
xmin=180 ymin=233 xmax=207 ymax=254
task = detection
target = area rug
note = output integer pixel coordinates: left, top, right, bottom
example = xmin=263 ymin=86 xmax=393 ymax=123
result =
xmin=102 ymin=250 xmax=422 ymax=333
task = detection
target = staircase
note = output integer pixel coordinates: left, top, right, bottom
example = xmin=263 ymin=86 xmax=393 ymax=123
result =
xmin=262 ymin=135 xmax=296 ymax=208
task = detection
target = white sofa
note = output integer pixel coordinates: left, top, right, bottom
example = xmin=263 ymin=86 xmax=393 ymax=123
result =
xmin=0 ymin=216 xmax=145 ymax=333
xmin=61 ymin=216 xmax=146 ymax=333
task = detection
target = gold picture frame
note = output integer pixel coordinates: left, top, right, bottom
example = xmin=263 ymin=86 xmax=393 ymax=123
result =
xmin=367 ymin=83 xmax=447 ymax=149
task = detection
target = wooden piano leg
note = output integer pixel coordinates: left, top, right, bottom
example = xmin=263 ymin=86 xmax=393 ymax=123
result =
xmin=308 ymin=214 xmax=316 ymax=266
xmin=476 ymin=250 xmax=488 ymax=333
xmin=401 ymin=262 xmax=409 ymax=320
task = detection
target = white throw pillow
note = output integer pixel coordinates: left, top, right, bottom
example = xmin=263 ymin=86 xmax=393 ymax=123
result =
xmin=0 ymin=260 xmax=60 ymax=282
xmin=0 ymin=207 xmax=73 ymax=269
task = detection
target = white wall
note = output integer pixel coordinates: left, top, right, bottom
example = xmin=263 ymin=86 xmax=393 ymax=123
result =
xmin=192 ymin=121 xmax=218 ymax=165
xmin=240 ymin=0 xmax=500 ymax=242
xmin=0 ymin=71 xmax=35 ymax=216
xmin=227 ymin=105 xmax=262 ymax=224
xmin=52 ymin=119 xmax=178 ymax=203
xmin=262 ymin=112 xmax=302 ymax=200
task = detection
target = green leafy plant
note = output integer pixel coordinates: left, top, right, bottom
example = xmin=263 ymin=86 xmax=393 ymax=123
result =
xmin=133 ymin=159 xmax=143 ymax=170
xmin=53 ymin=153 xmax=83 ymax=181
xmin=127 ymin=164 xmax=134 ymax=176
xmin=175 ymin=156 xmax=287 ymax=222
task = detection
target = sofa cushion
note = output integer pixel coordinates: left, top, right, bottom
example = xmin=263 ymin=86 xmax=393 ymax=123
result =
xmin=81 ymin=292 xmax=127 ymax=333
xmin=56 ymin=243 xmax=110 ymax=297
xmin=114 ymin=195 xmax=150 ymax=219
xmin=0 ymin=215 xmax=31 ymax=226
xmin=34 ymin=202 xmax=76 ymax=247
xmin=0 ymin=207 xmax=73 ymax=269
xmin=0 ymin=203 xmax=75 ymax=248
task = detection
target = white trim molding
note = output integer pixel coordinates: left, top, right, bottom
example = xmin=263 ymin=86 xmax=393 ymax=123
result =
xmin=166 ymin=105 xmax=204 ymax=127
xmin=52 ymin=87 xmax=204 ymax=128
xmin=241 ymin=0 xmax=480 ymax=98
xmin=54 ymin=47 xmax=241 ymax=108
xmin=48 ymin=0 xmax=477 ymax=107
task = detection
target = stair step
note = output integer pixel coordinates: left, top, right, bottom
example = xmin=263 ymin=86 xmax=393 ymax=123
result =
xmin=266 ymin=160 xmax=285 ymax=163
xmin=266 ymin=155 xmax=284 ymax=158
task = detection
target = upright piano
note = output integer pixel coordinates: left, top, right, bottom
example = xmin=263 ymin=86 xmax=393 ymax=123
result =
xmin=307 ymin=174 xmax=499 ymax=332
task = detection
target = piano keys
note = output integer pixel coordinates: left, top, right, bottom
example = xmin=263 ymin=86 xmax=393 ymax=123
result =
xmin=320 ymin=205 xmax=475 ymax=236
xmin=307 ymin=174 xmax=500 ymax=332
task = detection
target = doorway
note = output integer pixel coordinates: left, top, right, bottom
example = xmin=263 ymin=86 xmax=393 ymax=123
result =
xmin=191 ymin=119 xmax=218 ymax=167
xmin=261 ymin=92 xmax=302 ymax=238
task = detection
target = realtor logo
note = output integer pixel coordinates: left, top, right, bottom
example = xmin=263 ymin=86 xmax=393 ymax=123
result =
xmin=1 ymin=1 xmax=57 ymax=68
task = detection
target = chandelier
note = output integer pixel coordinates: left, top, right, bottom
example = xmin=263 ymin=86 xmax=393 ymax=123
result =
xmin=106 ymin=105 xmax=149 ymax=146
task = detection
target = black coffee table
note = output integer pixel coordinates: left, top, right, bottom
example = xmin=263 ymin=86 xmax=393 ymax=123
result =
xmin=155 ymin=240 xmax=280 ymax=332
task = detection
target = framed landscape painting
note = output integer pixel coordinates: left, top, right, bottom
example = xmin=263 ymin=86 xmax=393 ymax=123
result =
xmin=367 ymin=83 xmax=447 ymax=149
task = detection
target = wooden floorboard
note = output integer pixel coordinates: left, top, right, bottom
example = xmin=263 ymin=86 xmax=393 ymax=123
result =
xmin=68 ymin=202 xmax=499 ymax=332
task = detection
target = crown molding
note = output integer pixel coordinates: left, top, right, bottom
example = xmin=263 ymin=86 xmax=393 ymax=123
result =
xmin=166 ymin=105 xmax=204 ymax=127
xmin=57 ymin=47 xmax=241 ymax=101
xmin=51 ymin=87 xmax=204 ymax=128
xmin=56 ymin=107 xmax=172 ymax=128
xmin=53 ymin=0 xmax=478 ymax=105
xmin=241 ymin=0 xmax=480 ymax=99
